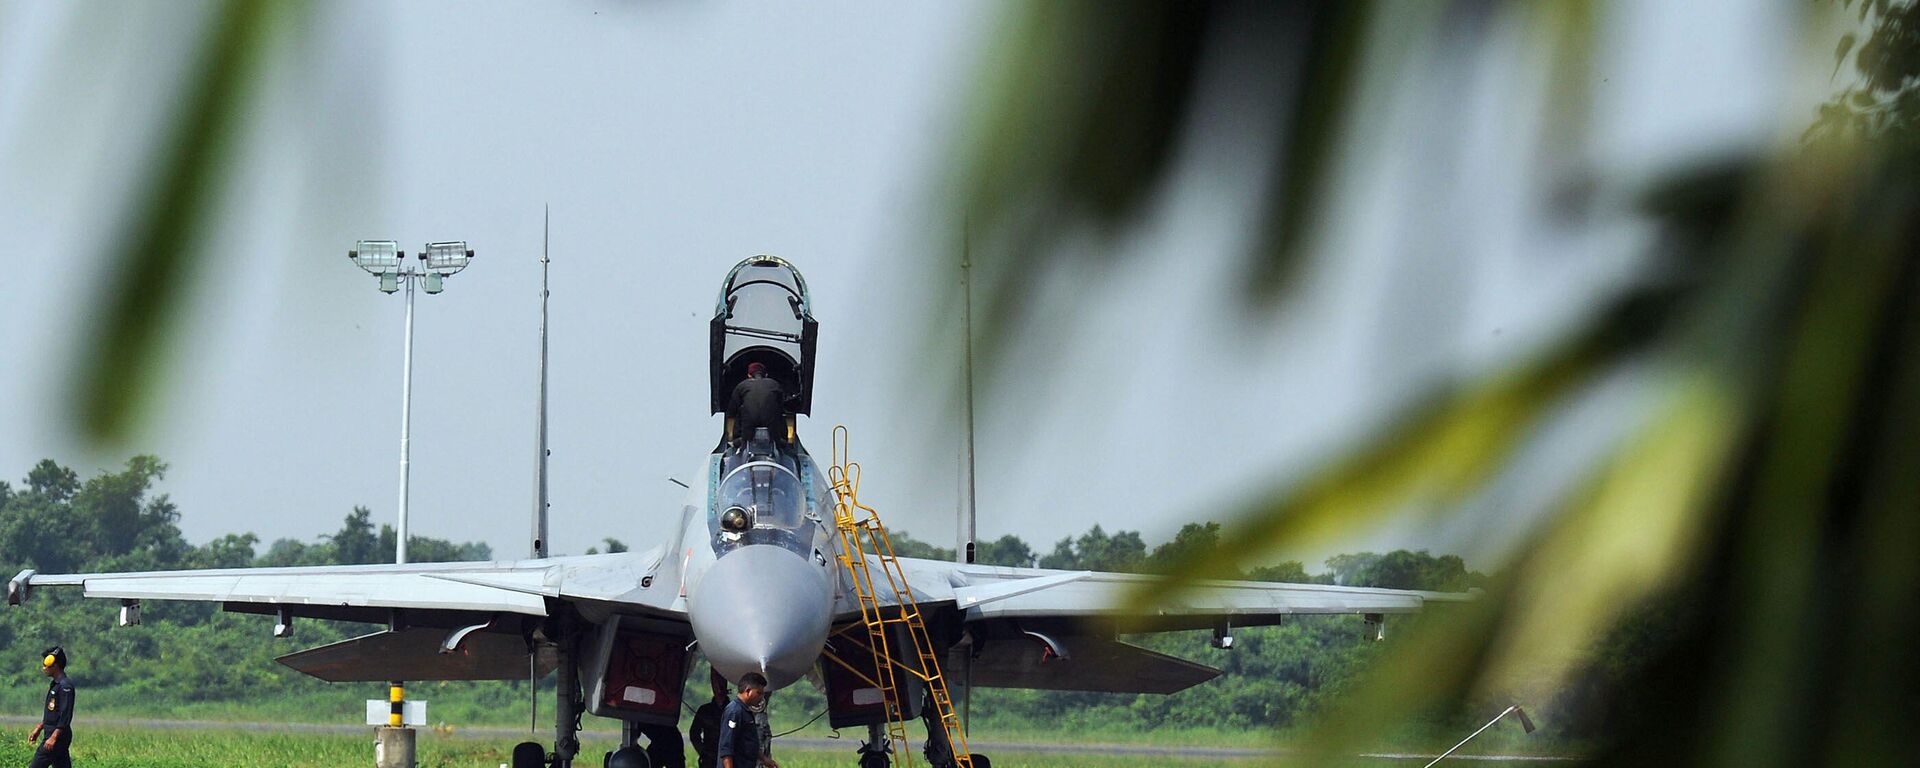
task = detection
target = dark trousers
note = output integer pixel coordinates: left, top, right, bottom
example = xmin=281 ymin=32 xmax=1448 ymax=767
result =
xmin=28 ymin=734 xmax=71 ymax=768
xmin=640 ymin=722 xmax=685 ymax=768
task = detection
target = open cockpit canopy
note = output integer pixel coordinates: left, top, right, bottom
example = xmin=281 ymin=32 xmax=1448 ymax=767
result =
xmin=710 ymin=255 xmax=818 ymax=415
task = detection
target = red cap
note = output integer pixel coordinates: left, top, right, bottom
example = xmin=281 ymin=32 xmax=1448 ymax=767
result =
xmin=747 ymin=362 xmax=766 ymax=375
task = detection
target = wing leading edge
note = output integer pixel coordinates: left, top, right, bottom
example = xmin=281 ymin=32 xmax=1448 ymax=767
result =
xmin=8 ymin=547 xmax=676 ymax=618
xmin=886 ymin=557 xmax=1473 ymax=630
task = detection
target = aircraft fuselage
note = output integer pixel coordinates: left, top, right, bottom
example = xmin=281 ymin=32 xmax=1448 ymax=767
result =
xmin=678 ymin=434 xmax=843 ymax=690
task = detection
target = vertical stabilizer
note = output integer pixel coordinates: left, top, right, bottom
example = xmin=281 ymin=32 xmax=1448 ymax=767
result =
xmin=532 ymin=207 xmax=551 ymax=558
xmin=958 ymin=227 xmax=977 ymax=566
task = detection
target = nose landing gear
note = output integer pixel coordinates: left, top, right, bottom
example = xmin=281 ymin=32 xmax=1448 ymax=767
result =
xmin=513 ymin=615 xmax=587 ymax=768
xmin=917 ymin=694 xmax=989 ymax=768
xmin=858 ymin=723 xmax=892 ymax=768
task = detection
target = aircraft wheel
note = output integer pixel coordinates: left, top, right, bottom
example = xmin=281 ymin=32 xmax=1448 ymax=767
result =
xmin=606 ymin=746 xmax=651 ymax=768
xmin=512 ymin=740 xmax=546 ymax=768
xmin=967 ymin=754 xmax=991 ymax=768
xmin=858 ymin=746 xmax=890 ymax=768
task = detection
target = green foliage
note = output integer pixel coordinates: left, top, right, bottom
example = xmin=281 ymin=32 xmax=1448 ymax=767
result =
xmin=0 ymin=457 xmax=494 ymax=709
xmin=884 ymin=530 xmax=955 ymax=561
xmin=1322 ymin=551 xmax=1482 ymax=592
xmin=974 ymin=533 xmax=1036 ymax=567
xmin=1810 ymin=0 xmax=1920 ymax=141
xmin=325 ymin=507 xmax=380 ymax=565
xmin=950 ymin=4 xmax=1920 ymax=765
xmin=0 ymin=457 xmax=188 ymax=575
xmin=69 ymin=0 xmax=298 ymax=442
xmin=585 ymin=537 xmax=630 ymax=556
xmin=377 ymin=524 xmax=493 ymax=563
xmin=1040 ymin=524 xmax=1147 ymax=572
xmin=255 ymin=537 xmax=323 ymax=567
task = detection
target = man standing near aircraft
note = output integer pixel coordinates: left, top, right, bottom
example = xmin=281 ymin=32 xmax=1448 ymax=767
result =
xmin=729 ymin=362 xmax=786 ymax=443
xmin=25 ymin=647 xmax=74 ymax=768
xmin=717 ymin=673 xmax=777 ymax=768
xmin=690 ymin=669 xmax=729 ymax=768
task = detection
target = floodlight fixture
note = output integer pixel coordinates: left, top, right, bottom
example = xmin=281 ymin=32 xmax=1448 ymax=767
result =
xmin=344 ymin=235 xmax=475 ymax=568
xmin=422 ymin=241 xmax=473 ymax=275
xmin=351 ymin=240 xmax=405 ymax=293
xmin=350 ymin=240 xmax=404 ymax=274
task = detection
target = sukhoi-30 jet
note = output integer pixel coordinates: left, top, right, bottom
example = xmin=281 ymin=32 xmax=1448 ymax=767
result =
xmin=7 ymin=255 xmax=1470 ymax=768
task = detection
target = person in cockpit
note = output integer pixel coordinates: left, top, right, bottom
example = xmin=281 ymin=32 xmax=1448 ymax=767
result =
xmin=729 ymin=362 xmax=787 ymax=444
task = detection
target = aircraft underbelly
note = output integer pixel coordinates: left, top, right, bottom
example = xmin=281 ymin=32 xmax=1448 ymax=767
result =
xmin=277 ymin=628 xmax=558 ymax=682
xmin=960 ymin=634 xmax=1220 ymax=695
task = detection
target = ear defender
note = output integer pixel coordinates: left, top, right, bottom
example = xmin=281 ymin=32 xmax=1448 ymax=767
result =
xmin=42 ymin=654 xmax=55 ymax=668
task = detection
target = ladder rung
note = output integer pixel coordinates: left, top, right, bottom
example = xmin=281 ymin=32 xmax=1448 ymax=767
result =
xmin=832 ymin=440 xmax=972 ymax=768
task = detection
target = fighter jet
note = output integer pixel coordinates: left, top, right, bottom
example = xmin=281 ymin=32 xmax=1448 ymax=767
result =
xmin=7 ymin=255 xmax=1470 ymax=768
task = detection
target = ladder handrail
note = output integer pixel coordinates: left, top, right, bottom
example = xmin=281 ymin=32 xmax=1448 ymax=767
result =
xmin=829 ymin=425 xmax=973 ymax=768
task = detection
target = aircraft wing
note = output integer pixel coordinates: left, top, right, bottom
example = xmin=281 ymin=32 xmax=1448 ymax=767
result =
xmin=6 ymin=546 xmax=683 ymax=625
xmin=882 ymin=557 xmax=1472 ymax=631
xmin=864 ymin=558 xmax=1472 ymax=695
xmin=7 ymin=548 xmax=684 ymax=683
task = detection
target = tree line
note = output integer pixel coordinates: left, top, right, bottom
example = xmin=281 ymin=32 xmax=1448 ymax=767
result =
xmin=0 ymin=457 xmax=498 ymax=702
xmin=0 ymin=457 xmax=492 ymax=576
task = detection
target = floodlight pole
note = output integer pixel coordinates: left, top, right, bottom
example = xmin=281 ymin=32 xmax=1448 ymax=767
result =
xmin=396 ymin=269 xmax=416 ymax=566
xmin=347 ymin=240 xmax=470 ymax=768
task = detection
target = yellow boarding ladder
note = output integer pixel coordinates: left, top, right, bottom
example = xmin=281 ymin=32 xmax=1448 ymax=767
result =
xmin=828 ymin=426 xmax=973 ymax=768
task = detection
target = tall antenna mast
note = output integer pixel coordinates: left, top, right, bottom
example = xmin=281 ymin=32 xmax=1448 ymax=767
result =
xmin=531 ymin=206 xmax=551 ymax=559
xmin=958 ymin=222 xmax=977 ymax=566
xmin=956 ymin=219 xmax=980 ymax=733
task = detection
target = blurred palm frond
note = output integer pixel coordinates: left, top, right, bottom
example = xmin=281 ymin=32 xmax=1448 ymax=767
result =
xmin=952 ymin=1 xmax=1920 ymax=765
xmin=70 ymin=0 xmax=298 ymax=443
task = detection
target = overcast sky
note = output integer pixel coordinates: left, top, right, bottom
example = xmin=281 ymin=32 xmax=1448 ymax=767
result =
xmin=0 ymin=0 xmax=1819 ymax=570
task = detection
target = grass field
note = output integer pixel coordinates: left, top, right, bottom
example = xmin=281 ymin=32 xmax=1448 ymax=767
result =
xmin=0 ymin=721 xmax=1581 ymax=767
xmin=0 ymin=724 xmax=1249 ymax=767
xmin=0 ymin=686 xmax=1568 ymax=757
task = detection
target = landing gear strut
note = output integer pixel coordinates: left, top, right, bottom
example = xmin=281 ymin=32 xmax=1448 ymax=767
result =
xmin=551 ymin=626 xmax=583 ymax=767
xmin=918 ymin=694 xmax=988 ymax=768
xmin=857 ymin=723 xmax=891 ymax=768
xmin=511 ymin=616 xmax=586 ymax=768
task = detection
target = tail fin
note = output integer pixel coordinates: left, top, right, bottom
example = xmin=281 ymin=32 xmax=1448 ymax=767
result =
xmin=531 ymin=206 xmax=551 ymax=558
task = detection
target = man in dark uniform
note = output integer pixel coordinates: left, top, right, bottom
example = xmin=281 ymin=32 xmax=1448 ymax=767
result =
xmin=26 ymin=647 xmax=74 ymax=768
xmin=716 ymin=672 xmax=778 ymax=768
xmin=639 ymin=720 xmax=686 ymax=768
xmin=728 ymin=362 xmax=787 ymax=443
xmin=689 ymin=669 xmax=729 ymax=768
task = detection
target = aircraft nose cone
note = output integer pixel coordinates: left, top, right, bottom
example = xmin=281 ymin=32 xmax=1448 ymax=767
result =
xmin=689 ymin=544 xmax=832 ymax=690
